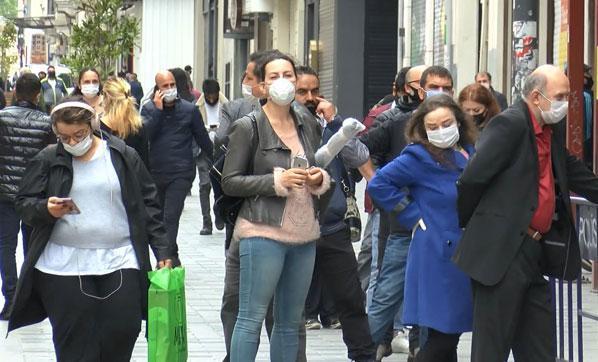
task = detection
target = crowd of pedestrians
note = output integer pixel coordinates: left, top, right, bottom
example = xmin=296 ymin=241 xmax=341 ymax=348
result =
xmin=0 ymin=51 xmax=595 ymax=362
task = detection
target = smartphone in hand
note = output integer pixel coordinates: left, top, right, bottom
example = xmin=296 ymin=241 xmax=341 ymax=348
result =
xmin=291 ymin=156 xmax=309 ymax=169
xmin=56 ymin=197 xmax=81 ymax=214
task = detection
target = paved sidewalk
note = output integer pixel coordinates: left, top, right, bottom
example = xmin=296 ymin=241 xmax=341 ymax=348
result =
xmin=1 ymin=181 xmax=598 ymax=361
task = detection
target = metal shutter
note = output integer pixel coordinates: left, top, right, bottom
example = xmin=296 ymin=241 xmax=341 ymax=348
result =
xmin=363 ymin=0 xmax=399 ymax=112
xmin=318 ymin=0 xmax=335 ymax=102
xmin=411 ymin=0 xmax=426 ymax=65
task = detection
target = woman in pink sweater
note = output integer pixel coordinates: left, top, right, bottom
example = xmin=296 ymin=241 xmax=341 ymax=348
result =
xmin=222 ymin=50 xmax=331 ymax=362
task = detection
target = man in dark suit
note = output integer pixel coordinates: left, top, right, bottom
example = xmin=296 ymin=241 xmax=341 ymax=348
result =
xmin=455 ymin=64 xmax=598 ymax=361
xmin=475 ymin=71 xmax=509 ymax=111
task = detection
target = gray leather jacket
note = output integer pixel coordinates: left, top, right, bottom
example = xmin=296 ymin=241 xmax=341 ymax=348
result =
xmin=221 ymin=103 xmax=329 ymax=227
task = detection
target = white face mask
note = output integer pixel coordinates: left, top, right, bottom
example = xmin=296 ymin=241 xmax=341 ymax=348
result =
xmin=242 ymin=83 xmax=255 ymax=100
xmin=63 ymin=134 xmax=93 ymax=157
xmin=537 ymin=92 xmax=568 ymax=124
xmin=426 ymin=123 xmax=460 ymax=149
xmin=81 ymin=84 xmax=99 ymax=98
xmin=268 ymin=78 xmax=295 ymax=106
xmin=163 ymin=88 xmax=178 ymax=103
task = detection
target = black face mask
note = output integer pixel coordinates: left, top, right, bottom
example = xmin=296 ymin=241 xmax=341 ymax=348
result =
xmin=585 ymin=77 xmax=594 ymax=90
xmin=47 ymin=71 xmax=56 ymax=79
xmin=473 ymin=112 xmax=487 ymax=126
xmin=206 ymin=98 xmax=218 ymax=106
xmin=305 ymin=101 xmax=318 ymax=116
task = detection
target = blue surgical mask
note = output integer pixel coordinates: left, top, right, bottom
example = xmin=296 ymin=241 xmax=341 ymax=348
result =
xmin=425 ymin=88 xmax=451 ymax=98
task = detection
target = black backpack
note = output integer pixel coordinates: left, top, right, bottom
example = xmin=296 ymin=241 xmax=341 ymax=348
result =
xmin=209 ymin=116 xmax=259 ymax=226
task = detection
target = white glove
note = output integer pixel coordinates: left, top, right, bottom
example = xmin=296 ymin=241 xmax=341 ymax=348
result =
xmin=315 ymin=118 xmax=365 ymax=168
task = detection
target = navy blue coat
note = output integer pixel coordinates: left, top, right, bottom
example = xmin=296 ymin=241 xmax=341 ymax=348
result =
xmin=368 ymin=143 xmax=474 ymax=334
xmin=141 ymin=98 xmax=213 ymax=180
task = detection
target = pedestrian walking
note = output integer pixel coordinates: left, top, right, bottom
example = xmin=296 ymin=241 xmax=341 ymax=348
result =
xmin=7 ymin=97 xmax=174 ymax=361
xmin=40 ymin=65 xmax=67 ymax=114
xmin=196 ymin=79 xmax=228 ymax=235
xmin=455 ymin=64 xmax=598 ymax=361
xmin=0 ymin=73 xmax=54 ymax=320
xmin=100 ymin=76 xmax=150 ymax=169
xmin=222 ymin=50 xmax=331 ymax=362
xmin=458 ymin=83 xmax=500 ymax=130
xmin=369 ymin=94 xmax=477 ymax=361
xmin=73 ymin=67 xmax=103 ymax=115
xmin=141 ymin=70 xmax=213 ymax=263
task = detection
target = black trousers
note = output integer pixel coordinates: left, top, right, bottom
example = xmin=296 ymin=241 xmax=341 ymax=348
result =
xmin=304 ymin=265 xmax=337 ymax=322
xmin=471 ymin=236 xmax=555 ymax=362
xmin=415 ymin=328 xmax=460 ymax=362
xmin=34 ymin=269 xmax=142 ymax=362
xmin=154 ymin=176 xmax=193 ymax=258
xmin=316 ymin=227 xmax=376 ymax=360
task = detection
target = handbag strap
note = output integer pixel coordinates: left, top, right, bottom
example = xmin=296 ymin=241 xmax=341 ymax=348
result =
xmin=338 ymin=160 xmax=354 ymax=198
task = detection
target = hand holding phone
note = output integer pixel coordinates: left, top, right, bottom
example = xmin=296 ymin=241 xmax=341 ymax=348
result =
xmin=48 ymin=197 xmax=80 ymax=218
xmin=291 ymin=155 xmax=309 ymax=169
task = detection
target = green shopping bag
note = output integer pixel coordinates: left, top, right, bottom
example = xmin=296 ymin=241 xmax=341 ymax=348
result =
xmin=148 ymin=267 xmax=188 ymax=362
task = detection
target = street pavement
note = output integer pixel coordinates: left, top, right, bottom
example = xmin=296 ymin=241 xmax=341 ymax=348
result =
xmin=1 ymin=181 xmax=598 ymax=361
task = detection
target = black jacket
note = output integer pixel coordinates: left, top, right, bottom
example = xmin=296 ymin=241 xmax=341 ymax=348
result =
xmin=8 ymin=135 xmax=173 ymax=333
xmin=141 ymin=98 xmax=213 ymax=179
xmin=360 ymin=107 xmax=414 ymax=235
xmin=454 ymin=100 xmax=598 ymax=286
xmin=360 ymin=108 xmax=412 ymax=167
xmin=100 ymin=121 xmax=150 ymax=170
xmin=0 ymin=101 xmax=53 ymax=202
xmin=491 ymin=87 xmax=509 ymax=111
xmin=222 ymin=104 xmax=330 ymax=227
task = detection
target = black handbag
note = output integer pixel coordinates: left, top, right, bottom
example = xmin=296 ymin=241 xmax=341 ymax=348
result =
xmin=340 ymin=169 xmax=362 ymax=242
xmin=209 ymin=116 xmax=258 ymax=226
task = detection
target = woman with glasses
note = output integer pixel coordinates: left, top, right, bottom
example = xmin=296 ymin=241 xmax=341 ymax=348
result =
xmin=7 ymin=96 xmax=174 ymax=361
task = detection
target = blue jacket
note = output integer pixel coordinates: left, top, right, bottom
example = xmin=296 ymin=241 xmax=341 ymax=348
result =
xmin=368 ymin=143 xmax=474 ymax=334
xmin=318 ymin=117 xmax=356 ymax=236
xmin=141 ymin=98 xmax=213 ymax=179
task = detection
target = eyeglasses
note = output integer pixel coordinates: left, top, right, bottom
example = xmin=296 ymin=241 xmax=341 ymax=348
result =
xmin=56 ymin=129 xmax=91 ymax=144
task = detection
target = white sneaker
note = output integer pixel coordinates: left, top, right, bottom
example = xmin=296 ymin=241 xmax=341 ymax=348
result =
xmin=391 ymin=329 xmax=410 ymax=354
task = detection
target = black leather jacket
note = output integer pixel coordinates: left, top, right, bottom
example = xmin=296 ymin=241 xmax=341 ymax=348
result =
xmin=222 ymin=103 xmax=330 ymax=227
xmin=0 ymin=101 xmax=53 ymax=202
xmin=9 ymin=134 xmax=173 ymax=332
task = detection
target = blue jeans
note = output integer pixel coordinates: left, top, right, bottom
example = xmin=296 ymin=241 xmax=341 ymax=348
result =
xmin=367 ymin=233 xmax=411 ymax=344
xmin=366 ymin=210 xmax=381 ymax=311
xmin=0 ymin=202 xmax=22 ymax=305
xmin=231 ymin=237 xmax=316 ymax=362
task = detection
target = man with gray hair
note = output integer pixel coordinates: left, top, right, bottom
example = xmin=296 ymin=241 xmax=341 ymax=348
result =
xmin=455 ymin=64 xmax=598 ymax=360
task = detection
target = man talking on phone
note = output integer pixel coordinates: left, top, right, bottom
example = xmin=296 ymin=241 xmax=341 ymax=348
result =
xmin=141 ymin=70 xmax=213 ymax=263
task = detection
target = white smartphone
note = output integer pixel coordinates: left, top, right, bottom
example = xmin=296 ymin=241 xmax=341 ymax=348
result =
xmin=291 ymin=156 xmax=309 ymax=169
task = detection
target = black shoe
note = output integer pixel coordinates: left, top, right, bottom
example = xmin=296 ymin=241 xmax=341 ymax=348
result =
xmin=323 ymin=318 xmax=341 ymax=329
xmin=200 ymin=226 xmax=212 ymax=235
xmin=215 ymin=216 xmax=225 ymax=231
xmin=305 ymin=319 xmax=322 ymax=330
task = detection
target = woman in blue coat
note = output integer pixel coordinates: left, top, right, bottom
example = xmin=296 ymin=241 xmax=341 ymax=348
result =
xmin=368 ymin=95 xmax=477 ymax=361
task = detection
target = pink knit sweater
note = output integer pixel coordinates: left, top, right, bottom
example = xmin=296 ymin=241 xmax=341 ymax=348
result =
xmin=233 ymin=167 xmax=331 ymax=245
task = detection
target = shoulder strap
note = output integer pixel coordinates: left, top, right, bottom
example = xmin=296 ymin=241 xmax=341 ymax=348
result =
xmin=248 ymin=113 xmax=259 ymax=173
